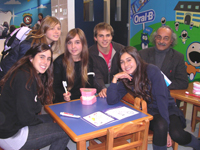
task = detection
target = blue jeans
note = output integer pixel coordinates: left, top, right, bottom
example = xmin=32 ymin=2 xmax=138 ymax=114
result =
xmin=20 ymin=114 xmax=69 ymax=150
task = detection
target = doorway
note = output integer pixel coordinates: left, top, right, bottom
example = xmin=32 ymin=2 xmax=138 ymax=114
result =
xmin=110 ymin=0 xmax=129 ymax=46
xmin=75 ymin=0 xmax=129 ymax=47
xmin=75 ymin=0 xmax=104 ymax=47
xmin=184 ymin=15 xmax=191 ymax=25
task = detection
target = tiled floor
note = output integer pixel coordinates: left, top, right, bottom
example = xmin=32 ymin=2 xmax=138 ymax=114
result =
xmin=41 ymin=102 xmax=199 ymax=150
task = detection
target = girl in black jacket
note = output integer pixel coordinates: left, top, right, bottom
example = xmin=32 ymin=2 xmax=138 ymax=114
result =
xmin=53 ymin=28 xmax=94 ymax=103
xmin=0 ymin=16 xmax=61 ymax=80
xmin=0 ymin=44 xmax=69 ymax=150
xmin=107 ymin=46 xmax=200 ymax=150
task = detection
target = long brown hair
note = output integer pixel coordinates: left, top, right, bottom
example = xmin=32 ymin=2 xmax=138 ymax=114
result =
xmin=119 ymin=46 xmax=152 ymax=103
xmin=63 ymin=28 xmax=88 ymax=90
xmin=0 ymin=44 xmax=54 ymax=105
xmin=28 ymin=16 xmax=61 ymax=53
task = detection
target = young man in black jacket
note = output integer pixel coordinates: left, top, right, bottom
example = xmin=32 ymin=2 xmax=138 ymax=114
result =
xmin=89 ymin=22 xmax=124 ymax=98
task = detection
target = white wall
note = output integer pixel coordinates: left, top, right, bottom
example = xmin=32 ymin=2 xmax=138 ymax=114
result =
xmin=51 ymin=0 xmax=75 ymax=57
xmin=67 ymin=0 xmax=75 ymax=31
xmin=0 ymin=39 xmax=6 ymax=60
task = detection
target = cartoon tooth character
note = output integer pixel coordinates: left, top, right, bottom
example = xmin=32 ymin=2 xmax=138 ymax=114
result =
xmin=175 ymin=22 xmax=179 ymax=31
xmin=179 ymin=30 xmax=190 ymax=44
xmin=185 ymin=42 xmax=200 ymax=80
xmin=141 ymin=33 xmax=149 ymax=49
xmin=161 ymin=17 xmax=166 ymax=26
xmin=190 ymin=22 xmax=194 ymax=30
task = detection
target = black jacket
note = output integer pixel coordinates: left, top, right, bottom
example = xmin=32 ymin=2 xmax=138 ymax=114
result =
xmin=0 ymin=68 xmax=42 ymax=138
xmin=139 ymin=47 xmax=188 ymax=89
xmin=89 ymin=41 xmax=124 ymax=92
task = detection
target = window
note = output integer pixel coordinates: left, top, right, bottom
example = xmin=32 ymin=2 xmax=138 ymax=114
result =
xmin=180 ymin=5 xmax=184 ymax=9
xmin=83 ymin=0 xmax=94 ymax=21
xmin=195 ymin=5 xmax=199 ymax=10
xmin=115 ymin=0 xmax=121 ymax=21
xmin=188 ymin=5 xmax=192 ymax=9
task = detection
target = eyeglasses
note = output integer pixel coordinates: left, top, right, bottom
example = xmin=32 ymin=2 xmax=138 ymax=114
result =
xmin=155 ymin=35 xmax=170 ymax=41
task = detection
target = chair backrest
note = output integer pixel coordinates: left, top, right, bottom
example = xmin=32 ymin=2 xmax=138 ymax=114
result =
xmin=122 ymin=94 xmax=179 ymax=150
xmin=106 ymin=119 xmax=150 ymax=150
xmin=87 ymin=93 xmax=150 ymax=150
xmin=122 ymin=93 xmax=147 ymax=113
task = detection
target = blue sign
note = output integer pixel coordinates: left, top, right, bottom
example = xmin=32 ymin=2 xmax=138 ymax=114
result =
xmin=143 ymin=26 xmax=153 ymax=35
xmin=133 ymin=9 xmax=155 ymax=25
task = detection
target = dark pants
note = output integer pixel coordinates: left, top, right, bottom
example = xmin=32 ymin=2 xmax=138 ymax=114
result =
xmin=150 ymin=114 xmax=191 ymax=146
xmin=20 ymin=114 xmax=69 ymax=150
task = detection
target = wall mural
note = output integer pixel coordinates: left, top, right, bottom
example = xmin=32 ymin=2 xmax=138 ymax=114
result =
xmin=130 ymin=0 xmax=200 ymax=82
xmin=0 ymin=0 xmax=51 ymax=27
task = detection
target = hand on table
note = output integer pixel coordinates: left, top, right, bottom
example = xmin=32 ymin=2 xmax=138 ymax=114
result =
xmin=98 ymin=88 xmax=107 ymax=98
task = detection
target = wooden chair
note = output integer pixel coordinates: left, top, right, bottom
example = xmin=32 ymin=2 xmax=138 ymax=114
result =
xmin=122 ymin=93 xmax=178 ymax=150
xmin=88 ymin=93 xmax=149 ymax=150
xmin=191 ymin=105 xmax=200 ymax=137
xmin=88 ymin=119 xmax=150 ymax=150
xmin=88 ymin=94 xmax=147 ymax=150
xmin=88 ymin=93 xmax=179 ymax=150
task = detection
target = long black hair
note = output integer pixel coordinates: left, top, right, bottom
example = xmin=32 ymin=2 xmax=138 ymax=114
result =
xmin=119 ymin=46 xmax=153 ymax=103
xmin=0 ymin=44 xmax=54 ymax=105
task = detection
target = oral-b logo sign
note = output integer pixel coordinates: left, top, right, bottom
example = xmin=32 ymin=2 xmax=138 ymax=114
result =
xmin=133 ymin=9 xmax=155 ymax=25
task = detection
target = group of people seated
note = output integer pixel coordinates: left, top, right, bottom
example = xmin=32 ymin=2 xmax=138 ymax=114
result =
xmin=0 ymin=13 xmax=42 ymax=40
xmin=0 ymin=15 xmax=199 ymax=150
